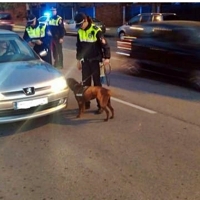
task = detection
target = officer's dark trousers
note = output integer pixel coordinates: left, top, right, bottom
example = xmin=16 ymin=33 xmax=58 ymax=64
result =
xmin=52 ymin=39 xmax=63 ymax=68
xmin=82 ymin=60 xmax=102 ymax=109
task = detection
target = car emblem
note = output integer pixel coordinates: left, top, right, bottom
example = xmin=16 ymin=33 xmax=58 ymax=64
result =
xmin=23 ymin=87 xmax=35 ymax=95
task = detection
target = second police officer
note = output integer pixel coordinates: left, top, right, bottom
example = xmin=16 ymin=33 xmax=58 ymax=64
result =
xmin=23 ymin=14 xmax=52 ymax=65
xmin=48 ymin=7 xmax=65 ymax=69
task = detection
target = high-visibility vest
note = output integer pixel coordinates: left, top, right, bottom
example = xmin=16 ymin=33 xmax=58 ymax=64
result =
xmin=26 ymin=25 xmax=46 ymax=39
xmin=49 ymin=16 xmax=62 ymax=26
xmin=78 ymin=24 xmax=101 ymax=43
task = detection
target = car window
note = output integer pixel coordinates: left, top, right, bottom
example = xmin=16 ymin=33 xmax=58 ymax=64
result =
xmin=92 ymin=18 xmax=100 ymax=23
xmin=152 ymin=15 xmax=162 ymax=22
xmin=38 ymin=16 xmax=48 ymax=22
xmin=128 ymin=15 xmax=141 ymax=25
xmin=0 ymin=35 xmax=38 ymax=63
xmin=141 ymin=15 xmax=151 ymax=23
xmin=0 ymin=13 xmax=12 ymax=20
xmin=67 ymin=19 xmax=75 ymax=24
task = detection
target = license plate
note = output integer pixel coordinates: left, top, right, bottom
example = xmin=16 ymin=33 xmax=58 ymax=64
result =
xmin=15 ymin=97 xmax=48 ymax=109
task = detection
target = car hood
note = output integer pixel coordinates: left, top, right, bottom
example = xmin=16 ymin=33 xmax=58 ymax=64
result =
xmin=0 ymin=60 xmax=63 ymax=92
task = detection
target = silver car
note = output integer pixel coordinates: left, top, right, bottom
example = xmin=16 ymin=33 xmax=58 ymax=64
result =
xmin=0 ymin=30 xmax=69 ymax=124
xmin=117 ymin=13 xmax=178 ymax=39
xmin=64 ymin=18 xmax=106 ymax=35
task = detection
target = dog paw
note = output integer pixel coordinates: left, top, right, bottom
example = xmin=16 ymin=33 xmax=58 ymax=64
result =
xmin=110 ymin=116 xmax=114 ymax=119
xmin=104 ymin=118 xmax=108 ymax=122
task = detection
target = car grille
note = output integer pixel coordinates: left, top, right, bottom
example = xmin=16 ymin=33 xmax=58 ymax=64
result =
xmin=0 ymin=99 xmax=62 ymax=117
xmin=2 ymin=86 xmax=51 ymax=97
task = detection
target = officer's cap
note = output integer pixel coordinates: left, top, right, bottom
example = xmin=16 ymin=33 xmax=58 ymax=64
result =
xmin=50 ymin=7 xmax=57 ymax=11
xmin=74 ymin=13 xmax=87 ymax=29
xmin=27 ymin=14 xmax=36 ymax=25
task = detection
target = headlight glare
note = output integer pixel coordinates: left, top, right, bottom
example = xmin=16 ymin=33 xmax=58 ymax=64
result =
xmin=51 ymin=77 xmax=67 ymax=93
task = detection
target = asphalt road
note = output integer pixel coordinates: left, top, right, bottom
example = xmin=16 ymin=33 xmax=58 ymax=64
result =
xmin=0 ymin=34 xmax=200 ymax=200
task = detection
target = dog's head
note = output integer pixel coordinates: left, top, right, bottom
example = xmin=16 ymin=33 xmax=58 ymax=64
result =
xmin=66 ymin=78 xmax=81 ymax=92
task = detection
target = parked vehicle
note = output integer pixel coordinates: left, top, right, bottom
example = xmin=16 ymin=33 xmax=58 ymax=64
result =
xmin=0 ymin=12 xmax=14 ymax=31
xmin=64 ymin=17 xmax=106 ymax=35
xmin=0 ymin=29 xmax=69 ymax=123
xmin=116 ymin=20 xmax=200 ymax=90
xmin=38 ymin=15 xmax=50 ymax=26
xmin=117 ymin=13 xmax=178 ymax=39
xmin=38 ymin=15 xmax=67 ymax=34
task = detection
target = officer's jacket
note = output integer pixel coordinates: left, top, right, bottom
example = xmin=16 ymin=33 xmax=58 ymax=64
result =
xmin=23 ymin=22 xmax=51 ymax=50
xmin=49 ymin=15 xmax=65 ymax=40
xmin=76 ymin=23 xmax=111 ymax=61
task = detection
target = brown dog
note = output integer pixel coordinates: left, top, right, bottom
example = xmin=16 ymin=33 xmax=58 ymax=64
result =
xmin=66 ymin=78 xmax=114 ymax=121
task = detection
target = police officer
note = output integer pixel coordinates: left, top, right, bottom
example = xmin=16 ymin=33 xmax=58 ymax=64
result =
xmin=48 ymin=7 xmax=65 ymax=69
xmin=23 ymin=14 xmax=52 ymax=64
xmin=74 ymin=12 xmax=111 ymax=114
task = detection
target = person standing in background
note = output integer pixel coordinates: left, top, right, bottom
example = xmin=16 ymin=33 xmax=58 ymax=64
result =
xmin=23 ymin=14 xmax=52 ymax=64
xmin=48 ymin=7 xmax=65 ymax=69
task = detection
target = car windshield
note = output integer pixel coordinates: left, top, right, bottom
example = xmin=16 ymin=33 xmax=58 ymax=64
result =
xmin=38 ymin=16 xmax=48 ymax=22
xmin=0 ymin=34 xmax=38 ymax=63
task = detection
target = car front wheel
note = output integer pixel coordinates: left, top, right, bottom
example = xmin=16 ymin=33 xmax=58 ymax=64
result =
xmin=119 ymin=31 xmax=125 ymax=39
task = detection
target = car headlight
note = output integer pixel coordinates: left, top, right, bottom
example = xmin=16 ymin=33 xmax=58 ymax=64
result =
xmin=51 ymin=77 xmax=67 ymax=93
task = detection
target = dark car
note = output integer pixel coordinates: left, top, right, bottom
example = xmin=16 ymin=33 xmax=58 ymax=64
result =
xmin=117 ymin=13 xmax=178 ymax=39
xmin=116 ymin=20 xmax=200 ymax=90
xmin=0 ymin=12 xmax=14 ymax=31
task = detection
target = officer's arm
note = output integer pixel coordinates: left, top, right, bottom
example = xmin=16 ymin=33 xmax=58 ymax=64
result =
xmin=96 ymin=30 xmax=111 ymax=59
xmin=58 ymin=18 xmax=65 ymax=38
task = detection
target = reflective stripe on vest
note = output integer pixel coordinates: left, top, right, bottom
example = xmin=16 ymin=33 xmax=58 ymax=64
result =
xmin=78 ymin=24 xmax=101 ymax=43
xmin=49 ymin=16 xmax=61 ymax=26
xmin=26 ymin=25 xmax=46 ymax=39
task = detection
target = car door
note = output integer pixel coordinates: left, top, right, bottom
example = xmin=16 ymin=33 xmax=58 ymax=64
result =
xmin=125 ymin=15 xmax=142 ymax=36
xmin=65 ymin=19 xmax=77 ymax=33
xmin=165 ymin=28 xmax=200 ymax=78
xmin=129 ymin=24 xmax=168 ymax=73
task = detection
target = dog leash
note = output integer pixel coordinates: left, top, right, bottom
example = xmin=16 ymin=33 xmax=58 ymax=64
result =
xmin=80 ymin=62 xmax=112 ymax=86
xmin=81 ymin=70 xmax=97 ymax=85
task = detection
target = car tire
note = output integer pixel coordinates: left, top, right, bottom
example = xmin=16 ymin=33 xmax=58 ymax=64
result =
xmin=190 ymin=70 xmax=200 ymax=91
xmin=119 ymin=31 xmax=125 ymax=39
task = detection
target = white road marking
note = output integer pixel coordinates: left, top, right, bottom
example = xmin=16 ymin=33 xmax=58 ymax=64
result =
xmin=111 ymin=97 xmax=157 ymax=114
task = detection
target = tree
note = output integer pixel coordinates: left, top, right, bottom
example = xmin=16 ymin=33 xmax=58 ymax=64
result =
xmin=0 ymin=3 xmax=14 ymax=11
